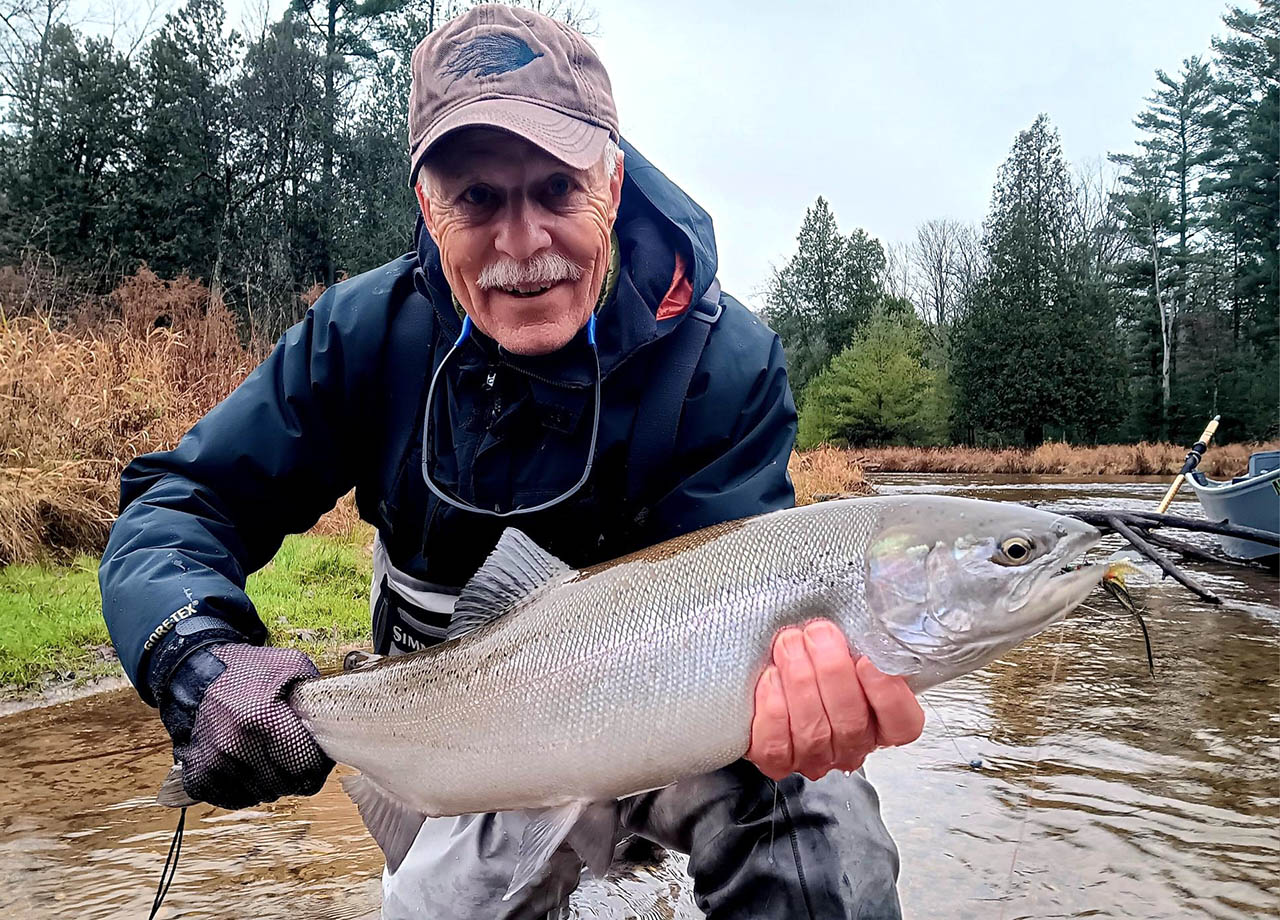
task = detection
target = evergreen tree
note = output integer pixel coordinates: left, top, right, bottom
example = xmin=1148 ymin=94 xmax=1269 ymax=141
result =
xmin=117 ymin=0 xmax=240 ymax=284
xmin=1110 ymin=58 xmax=1221 ymax=439
xmin=952 ymin=115 xmax=1123 ymax=445
xmin=763 ymin=197 xmax=886 ymax=394
xmin=0 ymin=24 xmax=137 ymax=266
xmin=287 ymin=0 xmax=415 ymax=287
xmin=1204 ymin=0 xmax=1278 ymax=439
xmin=796 ymin=308 xmax=935 ymax=448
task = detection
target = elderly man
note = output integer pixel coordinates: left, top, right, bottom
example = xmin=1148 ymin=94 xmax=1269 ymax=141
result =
xmin=100 ymin=5 xmax=922 ymax=918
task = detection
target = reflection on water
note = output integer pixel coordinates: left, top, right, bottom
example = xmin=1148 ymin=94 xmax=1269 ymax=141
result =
xmin=1 ymin=476 xmax=1276 ymax=919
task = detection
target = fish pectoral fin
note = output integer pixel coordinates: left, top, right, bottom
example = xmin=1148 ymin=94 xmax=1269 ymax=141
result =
xmin=450 ymin=529 xmax=574 ymax=640
xmin=341 ymin=773 xmax=427 ymax=874
xmin=506 ymin=799 xmax=618 ymax=900
xmin=156 ymin=763 xmax=198 ymax=808
xmin=564 ymin=800 xmax=620 ymax=880
xmin=506 ymin=801 xmax=587 ymax=900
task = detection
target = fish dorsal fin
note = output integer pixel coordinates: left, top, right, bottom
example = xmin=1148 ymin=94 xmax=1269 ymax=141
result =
xmin=448 ymin=528 xmax=573 ymax=640
xmin=341 ymin=773 xmax=427 ymax=874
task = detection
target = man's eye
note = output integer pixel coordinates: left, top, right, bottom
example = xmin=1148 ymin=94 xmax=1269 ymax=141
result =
xmin=547 ymin=176 xmax=573 ymax=197
xmin=462 ymin=186 xmax=493 ymax=207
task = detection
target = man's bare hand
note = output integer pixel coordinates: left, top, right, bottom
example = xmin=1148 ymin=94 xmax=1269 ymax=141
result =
xmin=746 ymin=620 xmax=925 ymax=782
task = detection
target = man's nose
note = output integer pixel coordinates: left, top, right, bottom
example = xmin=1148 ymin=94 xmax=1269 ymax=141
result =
xmin=493 ymin=202 xmax=552 ymax=261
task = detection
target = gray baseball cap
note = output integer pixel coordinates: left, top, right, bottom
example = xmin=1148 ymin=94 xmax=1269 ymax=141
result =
xmin=407 ymin=4 xmax=619 ymax=185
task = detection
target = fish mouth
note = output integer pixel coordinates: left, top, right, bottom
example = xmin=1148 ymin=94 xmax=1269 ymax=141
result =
xmin=1044 ymin=561 xmax=1108 ymax=614
xmin=1026 ymin=520 xmax=1105 ymax=615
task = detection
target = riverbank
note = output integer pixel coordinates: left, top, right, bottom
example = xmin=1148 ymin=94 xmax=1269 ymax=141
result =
xmin=0 ymin=529 xmax=374 ymax=700
xmin=835 ymin=440 xmax=1278 ymax=477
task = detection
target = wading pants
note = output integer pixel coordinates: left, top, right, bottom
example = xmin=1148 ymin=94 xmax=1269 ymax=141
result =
xmin=379 ymin=761 xmax=903 ymax=919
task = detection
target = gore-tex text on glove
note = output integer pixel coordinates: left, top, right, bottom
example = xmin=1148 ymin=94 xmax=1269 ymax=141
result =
xmin=163 ymin=643 xmax=333 ymax=810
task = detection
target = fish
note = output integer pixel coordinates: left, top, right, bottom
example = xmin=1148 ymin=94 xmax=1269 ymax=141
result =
xmin=158 ymin=495 xmax=1106 ymax=896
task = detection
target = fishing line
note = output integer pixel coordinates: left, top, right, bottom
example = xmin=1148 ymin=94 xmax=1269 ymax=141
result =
xmin=767 ymin=781 xmax=779 ymax=865
xmin=920 ymin=693 xmax=971 ymax=765
xmin=998 ymin=620 xmax=1068 ymax=920
xmin=148 ymin=807 xmax=186 ymax=920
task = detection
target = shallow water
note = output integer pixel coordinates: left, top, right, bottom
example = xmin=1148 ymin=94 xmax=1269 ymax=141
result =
xmin=1 ymin=476 xmax=1276 ymax=919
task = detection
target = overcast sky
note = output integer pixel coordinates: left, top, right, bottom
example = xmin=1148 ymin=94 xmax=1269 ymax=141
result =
xmin=209 ymin=0 xmax=1230 ymax=306
xmin=583 ymin=0 xmax=1228 ymax=308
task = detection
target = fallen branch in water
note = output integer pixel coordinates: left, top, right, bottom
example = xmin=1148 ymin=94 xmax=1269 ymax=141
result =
xmin=1039 ymin=509 xmax=1278 ymax=606
xmin=1071 ymin=509 xmax=1279 ymax=547
xmin=1104 ymin=514 xmax=1220 ymax=604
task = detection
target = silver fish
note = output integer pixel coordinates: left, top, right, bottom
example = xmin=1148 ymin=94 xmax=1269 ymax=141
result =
xmin=160 ymin=495 xmax=1104 ymax=896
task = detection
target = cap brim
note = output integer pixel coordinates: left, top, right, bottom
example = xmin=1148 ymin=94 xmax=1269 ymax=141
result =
xmin=408 ymin=98 xmax=611 ymax=185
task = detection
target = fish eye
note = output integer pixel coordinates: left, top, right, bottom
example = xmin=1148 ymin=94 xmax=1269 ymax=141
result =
xmin=994 ymin=536 xmax=1035 ymax=566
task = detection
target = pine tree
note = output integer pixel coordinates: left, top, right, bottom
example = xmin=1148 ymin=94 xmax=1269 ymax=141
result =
xmin=796 ymin=308 xmax=935 ymax=448
xmin=1204 ymin=0 xmax=1278 ymax=439
xmin=763 ymin=197 xmax=886 ymax=395
xmin=118 ymin=0 xmax=239 ymax=284
xmin=953 ymin=115 xmax=1123 ymax=445
xmin=1110 ymin=58 xmax=1222 ymax=439
xmin=287 ymin=0 xmax=415 ymax=287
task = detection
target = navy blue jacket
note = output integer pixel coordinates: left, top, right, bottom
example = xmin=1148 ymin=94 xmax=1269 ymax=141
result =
xmin=100 ymin=141 xmax=797 ymax=704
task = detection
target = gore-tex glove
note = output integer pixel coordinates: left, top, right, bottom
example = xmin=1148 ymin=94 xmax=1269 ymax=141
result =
xmin=158 ymin=643 xmax=333 ymax=810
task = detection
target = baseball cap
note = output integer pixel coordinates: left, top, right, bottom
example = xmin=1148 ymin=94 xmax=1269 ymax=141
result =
xmin=407 ymin=4 xmax=619 ymax=185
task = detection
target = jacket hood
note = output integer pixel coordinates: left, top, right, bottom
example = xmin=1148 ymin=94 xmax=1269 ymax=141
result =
xmin=413 ymin=136 xmax=719 ymax=380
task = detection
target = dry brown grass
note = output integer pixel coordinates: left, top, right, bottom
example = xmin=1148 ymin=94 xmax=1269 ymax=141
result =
xmin=833 ymin=441 xmax=1279 ymax=477
xmin=0 ymin=268 xmax=263 ymax=564
xmin=309 ymin=490 xmax=372 ymax=544
xmin=789 ymin=447 xmax=874 ymax=506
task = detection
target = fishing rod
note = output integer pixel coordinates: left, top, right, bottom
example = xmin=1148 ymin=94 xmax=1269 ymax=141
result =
xmin=1155 ymin=415 xmax=1220 ymax=514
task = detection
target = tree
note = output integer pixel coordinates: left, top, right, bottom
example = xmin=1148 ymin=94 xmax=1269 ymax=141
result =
xmin=908 ymin=218 xmax=983 ymax=358
xmin=797 ymin=308 xmax=935 ymax=448
xmin=1110 ymin=57 xmax=1221 ymax=439
xmin=116 ymin=0 xmax=239 ymax=284
xmin=952 ymin=115 xmax=1123 ymax=445
xmin=0 ymin=22 xmax=137 ymax=266
xmin=287 ymin=0 xmax=414 ymax=287
xmin=224 ymin=15 xmax=328 ymax=336
xmin=763 ymin=197 xmax=887 ymax=394
xmin=1203 ymin=0 xmax=1278 ymax=439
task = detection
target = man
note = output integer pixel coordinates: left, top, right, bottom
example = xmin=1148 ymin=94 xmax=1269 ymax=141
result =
xmin=100 ymin=5 xmax=924 ymax=918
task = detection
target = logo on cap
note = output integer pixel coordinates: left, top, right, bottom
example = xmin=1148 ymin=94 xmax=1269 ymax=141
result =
xmin=441 ymin=34 xmax=543 ymax=86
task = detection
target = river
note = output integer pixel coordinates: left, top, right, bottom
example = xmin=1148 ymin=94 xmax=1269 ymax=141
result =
xmin=0 ymin=475 xmax=1276 ymax=919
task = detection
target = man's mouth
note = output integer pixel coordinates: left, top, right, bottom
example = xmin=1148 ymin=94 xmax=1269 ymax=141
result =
xmin=497 ymin=281 xmax=562 ymax=298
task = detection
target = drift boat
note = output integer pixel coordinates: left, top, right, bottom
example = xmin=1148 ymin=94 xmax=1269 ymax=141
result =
xmin=1187 ymin=450 xmax=1280 ymax=562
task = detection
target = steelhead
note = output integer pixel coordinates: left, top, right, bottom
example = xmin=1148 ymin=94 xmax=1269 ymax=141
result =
xmin=159 ymin=495 xmax=1105 ymax=895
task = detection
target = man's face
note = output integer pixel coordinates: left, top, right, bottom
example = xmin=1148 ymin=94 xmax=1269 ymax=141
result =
xmin=417 ymin=128 xmax=623 ymax=356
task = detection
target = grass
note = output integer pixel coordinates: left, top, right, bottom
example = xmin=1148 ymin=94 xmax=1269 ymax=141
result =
xmin=0 ymin=555 xmax=109 ymax=687
xmin=822 ymin=441 xmax=1279 ymax=477
xmin=0 ymin=267 xmax=264 ymax=566
xmin=788 ymin=447 xmax=874 ymax=505
xmin=0 ymin=530 xmax=373 ymax=690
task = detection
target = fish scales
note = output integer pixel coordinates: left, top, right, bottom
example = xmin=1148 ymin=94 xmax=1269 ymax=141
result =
xmin=294 ymin=500 xmax=883 ymax=817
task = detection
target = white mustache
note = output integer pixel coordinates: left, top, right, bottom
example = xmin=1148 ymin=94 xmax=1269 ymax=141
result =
xmin=477 ymin=252 xmax=583 ymax=290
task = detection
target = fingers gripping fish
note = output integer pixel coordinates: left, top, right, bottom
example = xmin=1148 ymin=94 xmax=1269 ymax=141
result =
xmin=159 ymin=495 xmax=1106 ymax=898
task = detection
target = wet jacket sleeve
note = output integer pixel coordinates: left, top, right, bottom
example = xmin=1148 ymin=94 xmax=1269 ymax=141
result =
xmin=99 ymin=287 xmax=377 ymax=704
xmin=643 ymin=307 xmax=797 ymax=541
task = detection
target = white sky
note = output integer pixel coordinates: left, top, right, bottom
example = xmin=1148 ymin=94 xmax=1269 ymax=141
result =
xmin=209 ymin=0 xmax=1228 ymax=306
xmin=586 ymin=0 xmax=1228 ymax=307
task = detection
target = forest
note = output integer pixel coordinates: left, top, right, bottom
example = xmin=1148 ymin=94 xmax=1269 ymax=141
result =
xmin=0 ymin=0 xmax=1275 ymax=452
xmin=765 ymin=3 xmax=1277 ymax=447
